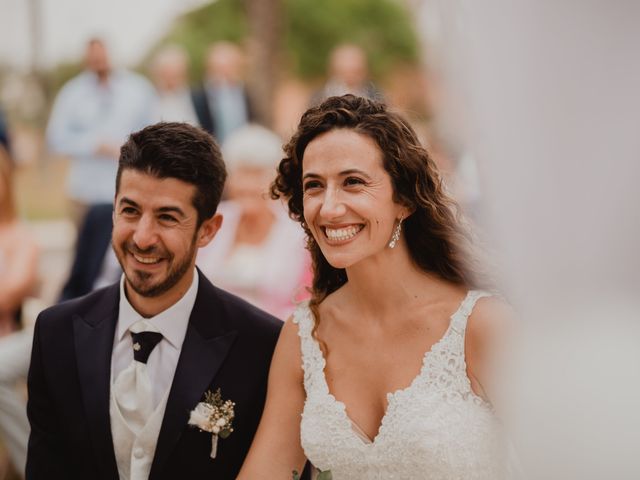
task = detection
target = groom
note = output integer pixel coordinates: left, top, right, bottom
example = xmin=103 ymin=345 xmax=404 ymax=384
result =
xmin=26 ymin=122 xmax=282 ymax=479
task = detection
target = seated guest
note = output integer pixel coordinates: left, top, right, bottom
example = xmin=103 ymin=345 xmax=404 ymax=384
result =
xmin=197 ymin=125 xmax=310 ymax=319
xmin=0 ymin=147 xmax=37 ymax=475
xmin=0 ymin=147 xmax=39 ymax=335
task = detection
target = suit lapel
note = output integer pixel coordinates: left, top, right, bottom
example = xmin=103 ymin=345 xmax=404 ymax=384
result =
xmin=73 ymin=284 xmax=120 ymax=479
xmin=150 ymin=272 xmax=237 ymax=477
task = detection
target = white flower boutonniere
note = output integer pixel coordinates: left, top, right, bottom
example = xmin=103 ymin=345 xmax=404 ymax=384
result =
xmin=188 ymin=388 xmax=235 ymax=459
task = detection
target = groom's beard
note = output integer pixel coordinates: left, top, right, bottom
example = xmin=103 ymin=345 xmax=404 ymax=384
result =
xmin=114 ymin=236 xmax=197 ymax=298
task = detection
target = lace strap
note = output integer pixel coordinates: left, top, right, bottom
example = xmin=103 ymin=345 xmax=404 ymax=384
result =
xmin=292 ymin=302 xmax=327 ymax=393
xmin=449 ymin=290 xmax=492 ymax=336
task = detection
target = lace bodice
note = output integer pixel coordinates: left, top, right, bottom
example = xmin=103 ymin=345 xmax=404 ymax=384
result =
xmin=293 ymin=291 xmax=507 ymax=480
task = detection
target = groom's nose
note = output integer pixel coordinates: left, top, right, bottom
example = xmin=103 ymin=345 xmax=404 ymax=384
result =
xmin=132 ymin=215 xmax=160 ymax=250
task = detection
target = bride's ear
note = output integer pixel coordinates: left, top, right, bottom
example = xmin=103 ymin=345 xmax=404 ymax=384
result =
xmin=400 ymin=205 xmax=415 ymax=220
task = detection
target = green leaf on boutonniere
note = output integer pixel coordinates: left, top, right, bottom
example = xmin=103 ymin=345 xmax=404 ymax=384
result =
xmin=292 ymin=471 xmax=301 ymax=480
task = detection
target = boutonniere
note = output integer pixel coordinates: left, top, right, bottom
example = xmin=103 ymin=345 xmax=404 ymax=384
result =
xmin=188 ymin=388 xmax=235 ymax=459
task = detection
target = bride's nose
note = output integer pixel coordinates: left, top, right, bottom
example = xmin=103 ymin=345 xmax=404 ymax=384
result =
xmin=319 ymin=188 xmax=347 ymax=219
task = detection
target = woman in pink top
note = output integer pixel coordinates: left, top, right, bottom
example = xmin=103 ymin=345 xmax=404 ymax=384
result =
xmin=197 ymin=125 xmax=311 ymax=319
xmin=0 ymin=147 xmax=39 ymax=336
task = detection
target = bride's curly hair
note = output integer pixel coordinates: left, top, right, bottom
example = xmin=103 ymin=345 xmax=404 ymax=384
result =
xmin=271 ymin=95 xmax=488 ymax=333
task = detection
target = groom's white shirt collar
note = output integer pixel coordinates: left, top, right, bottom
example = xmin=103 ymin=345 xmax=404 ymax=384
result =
xmin=116 ymin=268 xmax=199 ymax=350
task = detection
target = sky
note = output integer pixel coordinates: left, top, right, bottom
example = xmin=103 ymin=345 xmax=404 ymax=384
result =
xmin=0 ymin=0 xmax=211 ymax=71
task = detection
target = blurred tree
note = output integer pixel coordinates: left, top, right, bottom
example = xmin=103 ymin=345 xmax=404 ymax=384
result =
xmin=161 ymin=0 xmax=418 ymax=80
xmin=152 ymin=0 xmax=419 ymax=126
xmin=160 ymin=0 xmax=248 ymax=82
xmin=245 ymin=0 xmax=283 ymax=125
xmin=285 ymin=0 xmax=419 ymax=79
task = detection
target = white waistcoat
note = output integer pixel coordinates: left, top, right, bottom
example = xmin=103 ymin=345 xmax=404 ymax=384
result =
xmin=110 ymin=386 xmax=170 ymax=480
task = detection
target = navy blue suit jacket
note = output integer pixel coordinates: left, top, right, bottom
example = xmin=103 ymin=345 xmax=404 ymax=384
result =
xmin=27 ymin=270 xmax=281 ymax=479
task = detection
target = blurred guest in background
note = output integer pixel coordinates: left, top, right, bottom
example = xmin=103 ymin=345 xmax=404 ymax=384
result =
xmin=0 ymin=147 xmax=38 ymax=336
xmin=0 ymin=146 xmax=37 ymax=476
xmin=0 ymin=326 xmax=31 ymax=478
xmin=192 ymin=42 xmax=254 ymax=143
xmin=58 ymin=203 xmax=119 ymax=302
xmin=311 ymin=44 xmax=382 ymax=106
xmin=197 ymin=125 xmax=310 ymax=319
xmin=0 ymin=319 xmax=32 ymax=478
xmin=0 ymin=107 xmax=10 ymax=153
xmin=46 ymin=37 xmax=156 ymax=222
xmin=150 ymin=45 xmax=200 ymax=126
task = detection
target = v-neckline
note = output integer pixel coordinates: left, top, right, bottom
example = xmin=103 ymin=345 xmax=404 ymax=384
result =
xmin=310 ymin=290 xmax=474 ymax=446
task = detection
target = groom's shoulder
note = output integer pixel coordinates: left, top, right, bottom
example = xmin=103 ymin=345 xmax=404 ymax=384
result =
xmin=35 ymin=283 xmax=118 ymax=331
xmin=210 ymin=285 xmax=282 ymax=336
xmin=196 ymin=269 xmax=281 ymax=334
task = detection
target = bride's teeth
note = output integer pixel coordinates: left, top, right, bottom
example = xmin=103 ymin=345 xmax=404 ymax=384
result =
xmin=325 ymin=225 xmax=362 ymax=241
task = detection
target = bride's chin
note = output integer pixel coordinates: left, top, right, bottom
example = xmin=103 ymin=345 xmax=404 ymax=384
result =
xmin=321 ymin=253 xmax=355 ymax=270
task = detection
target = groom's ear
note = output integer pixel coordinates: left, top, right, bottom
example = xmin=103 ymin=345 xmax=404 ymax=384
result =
xmin=196 ymin=213 xmax=223 ymax=248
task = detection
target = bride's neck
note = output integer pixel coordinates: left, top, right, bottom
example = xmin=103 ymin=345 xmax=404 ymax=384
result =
xmin=343 ymin=246 xmax=438 ymax=319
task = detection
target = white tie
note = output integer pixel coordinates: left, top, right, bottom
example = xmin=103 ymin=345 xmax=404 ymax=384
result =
xmin=113 ymin=320 xmax=163 ymax=433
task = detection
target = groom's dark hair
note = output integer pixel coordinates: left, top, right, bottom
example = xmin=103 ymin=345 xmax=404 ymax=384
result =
xmin=116 ymin=122 xmax=227 ymax=227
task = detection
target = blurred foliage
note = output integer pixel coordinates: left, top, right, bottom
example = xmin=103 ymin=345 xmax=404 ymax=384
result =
xmin=156 ymin=0 xmax=419 ymax=83
xmin=155 ymin=0 xmax=248 ymax=83
xmin=285 ymin=0 xmax=418 ymax=79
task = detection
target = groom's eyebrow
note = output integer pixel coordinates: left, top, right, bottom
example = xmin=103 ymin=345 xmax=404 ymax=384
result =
xmin=157 ymin=206 xmax=187 ymax=218
xmin=118 ymin=197 xmax=139 ymax=208
xmin=118 ymin=198 xmax=186 ymax=218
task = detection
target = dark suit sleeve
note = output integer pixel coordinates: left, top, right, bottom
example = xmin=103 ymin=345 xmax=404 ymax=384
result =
xmin=26 ymin=315 xmax=68 ymax=479
xmin=191 ymin=89 xmax=214 ymax=135
xmin=59 ymin=203 xmax=113 ymax=302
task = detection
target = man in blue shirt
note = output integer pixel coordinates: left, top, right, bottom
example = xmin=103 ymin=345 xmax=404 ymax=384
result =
xmin=46 ymin=38 xmax=156 ymax=220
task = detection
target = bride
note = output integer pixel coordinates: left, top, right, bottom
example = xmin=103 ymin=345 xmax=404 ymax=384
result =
xmin=237 ymin=95 xmax=509 ymax=479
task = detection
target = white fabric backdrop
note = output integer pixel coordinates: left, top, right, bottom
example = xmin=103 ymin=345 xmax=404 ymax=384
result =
xmin=420 ymin=1 xmax=640 ymax=478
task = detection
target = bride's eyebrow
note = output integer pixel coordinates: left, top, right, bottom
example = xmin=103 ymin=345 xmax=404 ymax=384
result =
xmin=302 ymin=172 xmax=322 ymax=180
xmin=302 ymin=169 xmax=372 ymax=180
xmin=338 ymin=169 xmax=371 ymax=180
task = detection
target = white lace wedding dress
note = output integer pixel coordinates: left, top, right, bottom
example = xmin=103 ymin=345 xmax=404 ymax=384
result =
xmin=293 ymin=290 xmax=507 ymax=480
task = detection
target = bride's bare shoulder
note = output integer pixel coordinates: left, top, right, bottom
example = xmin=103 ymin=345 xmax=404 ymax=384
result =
xmin=466 ymin=295 xmax=513 ymax=345
xmin=464 ymin=294 xmax=514 ymax=400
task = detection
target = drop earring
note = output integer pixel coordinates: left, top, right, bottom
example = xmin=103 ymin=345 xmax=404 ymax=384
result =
xmin=388 ymin=216 xmax=403 ymax=249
